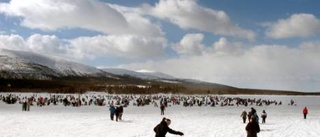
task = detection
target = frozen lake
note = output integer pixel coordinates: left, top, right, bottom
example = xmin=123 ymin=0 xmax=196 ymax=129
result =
xmin=1 ymin=93 xmax=320 ymax=137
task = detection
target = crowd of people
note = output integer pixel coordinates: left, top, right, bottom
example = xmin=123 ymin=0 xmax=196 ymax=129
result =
xmin=0 ymin=93 xmax=305 ymax=137
xmin=1 ymin=93 xmax=286 ymax=109
xmin=242 ymin=106 xmax=309 ymax=137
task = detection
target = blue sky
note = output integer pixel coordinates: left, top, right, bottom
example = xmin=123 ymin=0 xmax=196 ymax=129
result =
xmin=0 ymin=0 xmax=320 ymax=92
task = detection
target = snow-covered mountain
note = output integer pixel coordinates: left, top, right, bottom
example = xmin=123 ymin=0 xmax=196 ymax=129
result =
xmin=103 ymin=68 xmax=176 ymax=80
xmin=0 ymin=48 xmax=247 ymax=93
xmin=0 ymin=48 xmax=233 ymax=89
xmin=0 ymin=48 xmax=113 ymax=79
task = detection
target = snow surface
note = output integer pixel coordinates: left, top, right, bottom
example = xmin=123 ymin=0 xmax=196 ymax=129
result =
xmin=1 ymin=93 xmax=320 ymax=137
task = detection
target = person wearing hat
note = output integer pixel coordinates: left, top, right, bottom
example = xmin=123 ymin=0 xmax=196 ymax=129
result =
xmin=245 ymin=116 xmax=260 ymax=137
xmin=154 ymin=117 xmax=184 ymax=137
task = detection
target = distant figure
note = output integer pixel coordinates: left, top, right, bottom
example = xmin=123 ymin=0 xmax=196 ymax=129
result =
xmin=22 ymin=99 xmax=27 ymax=111
xmin=118 ymin=105 xmax=124 ymax=121
xmin=160 ymin=104 xmax=165 ymax=115
xmin=245 ymin=117 xmax=260 ymax=137
xmin=109 ymin=105 xmax=116 ymax=121
xmin=154 ymin=117 xmax=184 ymax=137
xmin=115 ymin=106 xmax=120 ymax=122
xmin=26 ymin=98 xmax=31 ymax=111
xmin=241 ymin=109 xmax=248 ymax=123
xmin=250 ymin=107 xmax=257 ymax=115
xmin=302 ymin=106 xmax=308 ymax=119
xmin=115 ymin=106 xmax=124 ymax=122
xmin=248 ymin=107 xmax=259 ymax=123
xmin=261 ymin=110 xmax=267 ymax=123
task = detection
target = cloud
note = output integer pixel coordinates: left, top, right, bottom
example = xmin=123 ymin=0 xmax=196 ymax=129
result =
xmin=172 ymin=33 xmax=205 ymax=56
xmin=172 ymin=34 xmax=244 ymax=56
xmin=68 ymin=35 xmax=166 ymax=59
xmin=0 ymin=34 xmax=166 ymax=61
xmin=27 ymin=34 xmax=67 ymax=54
xmin=117 ymin=40 xmax=320 ymax=92
xmin=266 ymin=13 xmax=320 ymax=39
xmin=0 ymin=34 xmax=67 ymax=57
xmin=0 ymin=34 xmax=28 ymax=51
xmin=143 ymin=0 xmax=256 ymax=40
xmin=210 ymin=37 xmax=244 ymax=55
xmin=0 ymin=0 xmax=163 ymax=37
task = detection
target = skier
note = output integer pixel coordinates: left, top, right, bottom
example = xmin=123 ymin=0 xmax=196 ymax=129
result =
xmin=154 ymin=117 xmax=184 ymax=137
xmin=302 ymin=106 xmax=308 ymax=119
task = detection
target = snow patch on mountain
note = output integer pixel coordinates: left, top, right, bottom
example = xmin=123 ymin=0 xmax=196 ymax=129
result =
xmin=0 ymin=48 xmax=108 ymax=77
xmin=103 ymin=68 xmax=176 ymax=80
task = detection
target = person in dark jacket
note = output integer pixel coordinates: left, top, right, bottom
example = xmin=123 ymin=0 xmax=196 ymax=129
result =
xmin=154 ymin=117 xmax=184 ymax=137
xmin=115 ymin=106 xmax=120 ymax=122
xmin=118 ymin=105 xmax=124 ymax=121
xmin=245 ymin=116 xmax=260 ymax=137
xmin=109 ymin=105 xmax=116 ymax=121
xmin=160 ymin=104 xmax=165 ymax=115
xmin=261 ymin=110 xmax=267 ymax=123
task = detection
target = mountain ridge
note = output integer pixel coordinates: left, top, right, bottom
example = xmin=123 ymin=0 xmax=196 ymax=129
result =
xmin=0 ymin=48 xmax=314 ymax=95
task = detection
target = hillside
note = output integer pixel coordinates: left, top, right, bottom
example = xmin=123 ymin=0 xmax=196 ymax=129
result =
xmin=0 ymin=48 xmax=316 ymax=95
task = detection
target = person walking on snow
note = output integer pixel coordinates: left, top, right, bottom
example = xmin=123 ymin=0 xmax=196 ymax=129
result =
xmin=245 ymin=116 xmax=260 ymax=137
xmin=303 ymin=106 xmax=308 ymax=119
xmin=109 ymin=105 xmax=116 ymax=121
xmin=160 ymin=104 xmax=165 ymax=115
xmin=241 ymin=109 xmax=248 ymax=123
xmin=261 ymin=110 xmax=267 ymax=123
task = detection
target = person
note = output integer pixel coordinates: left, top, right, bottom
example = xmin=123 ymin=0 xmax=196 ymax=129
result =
xmin=302 ymin=106 xmax=308 ymax=119
xmin=247 ymin=107 xmax=256 ymax=121
xmin=241 ymin=109 xmax=247 ymax=123
xmin=245 ymin=116 xmax=260 ymax=137
xmin=154 ymin=117 xmax=184 ymax=137
xmin=22 ymin=99 xmax=27 ymax=111
xmin=109 ymin=105 xmax=116 ymax=121
xmin=261 ymin=110 xmax=267 ymax=123
xmin=160 ymin=104 xmax=165 ymax=115
xmin=115 ymin=106 xmax=120 ymax=122
xmin=118 ymin=105 xmax=124 ymax=121
xmin=250 ymin=107 xmax=257 ymax=115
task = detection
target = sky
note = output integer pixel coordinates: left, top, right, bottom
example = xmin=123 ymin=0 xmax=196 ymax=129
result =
xmin=0 ymin=0 xmax=320 ymax=92
xmin=1 ymin=93 xmax=320 ymax=137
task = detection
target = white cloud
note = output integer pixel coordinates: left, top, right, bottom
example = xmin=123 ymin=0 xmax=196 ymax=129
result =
xmin=0 ymin=0 xmax=163 ymax=37
xmin=266 ymin=13 xmax=320 ymax=39
xmin=27 ymin=34 xmax=67 ymax=54
xmin=144 ymin=0 xmax=256 ymax=40
xmin=172 ymin=33 xmax=205 ymax=56
xmin=0 ymin=34 xmax=28 ymax=51
xmin=210 ymin=37 xmax=244 ymax=55
xmin=0 ymin=34 xmax=166 ymax=61
xmin=68 ymin=35 xmax=166 ymax=59
xmin=0 ymin=34 xmax=67 ymax=57
xmin=173 ymin=35 xmax=244 ymax=56
xmin=117 ymin=41 xmax=320 ymax=92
